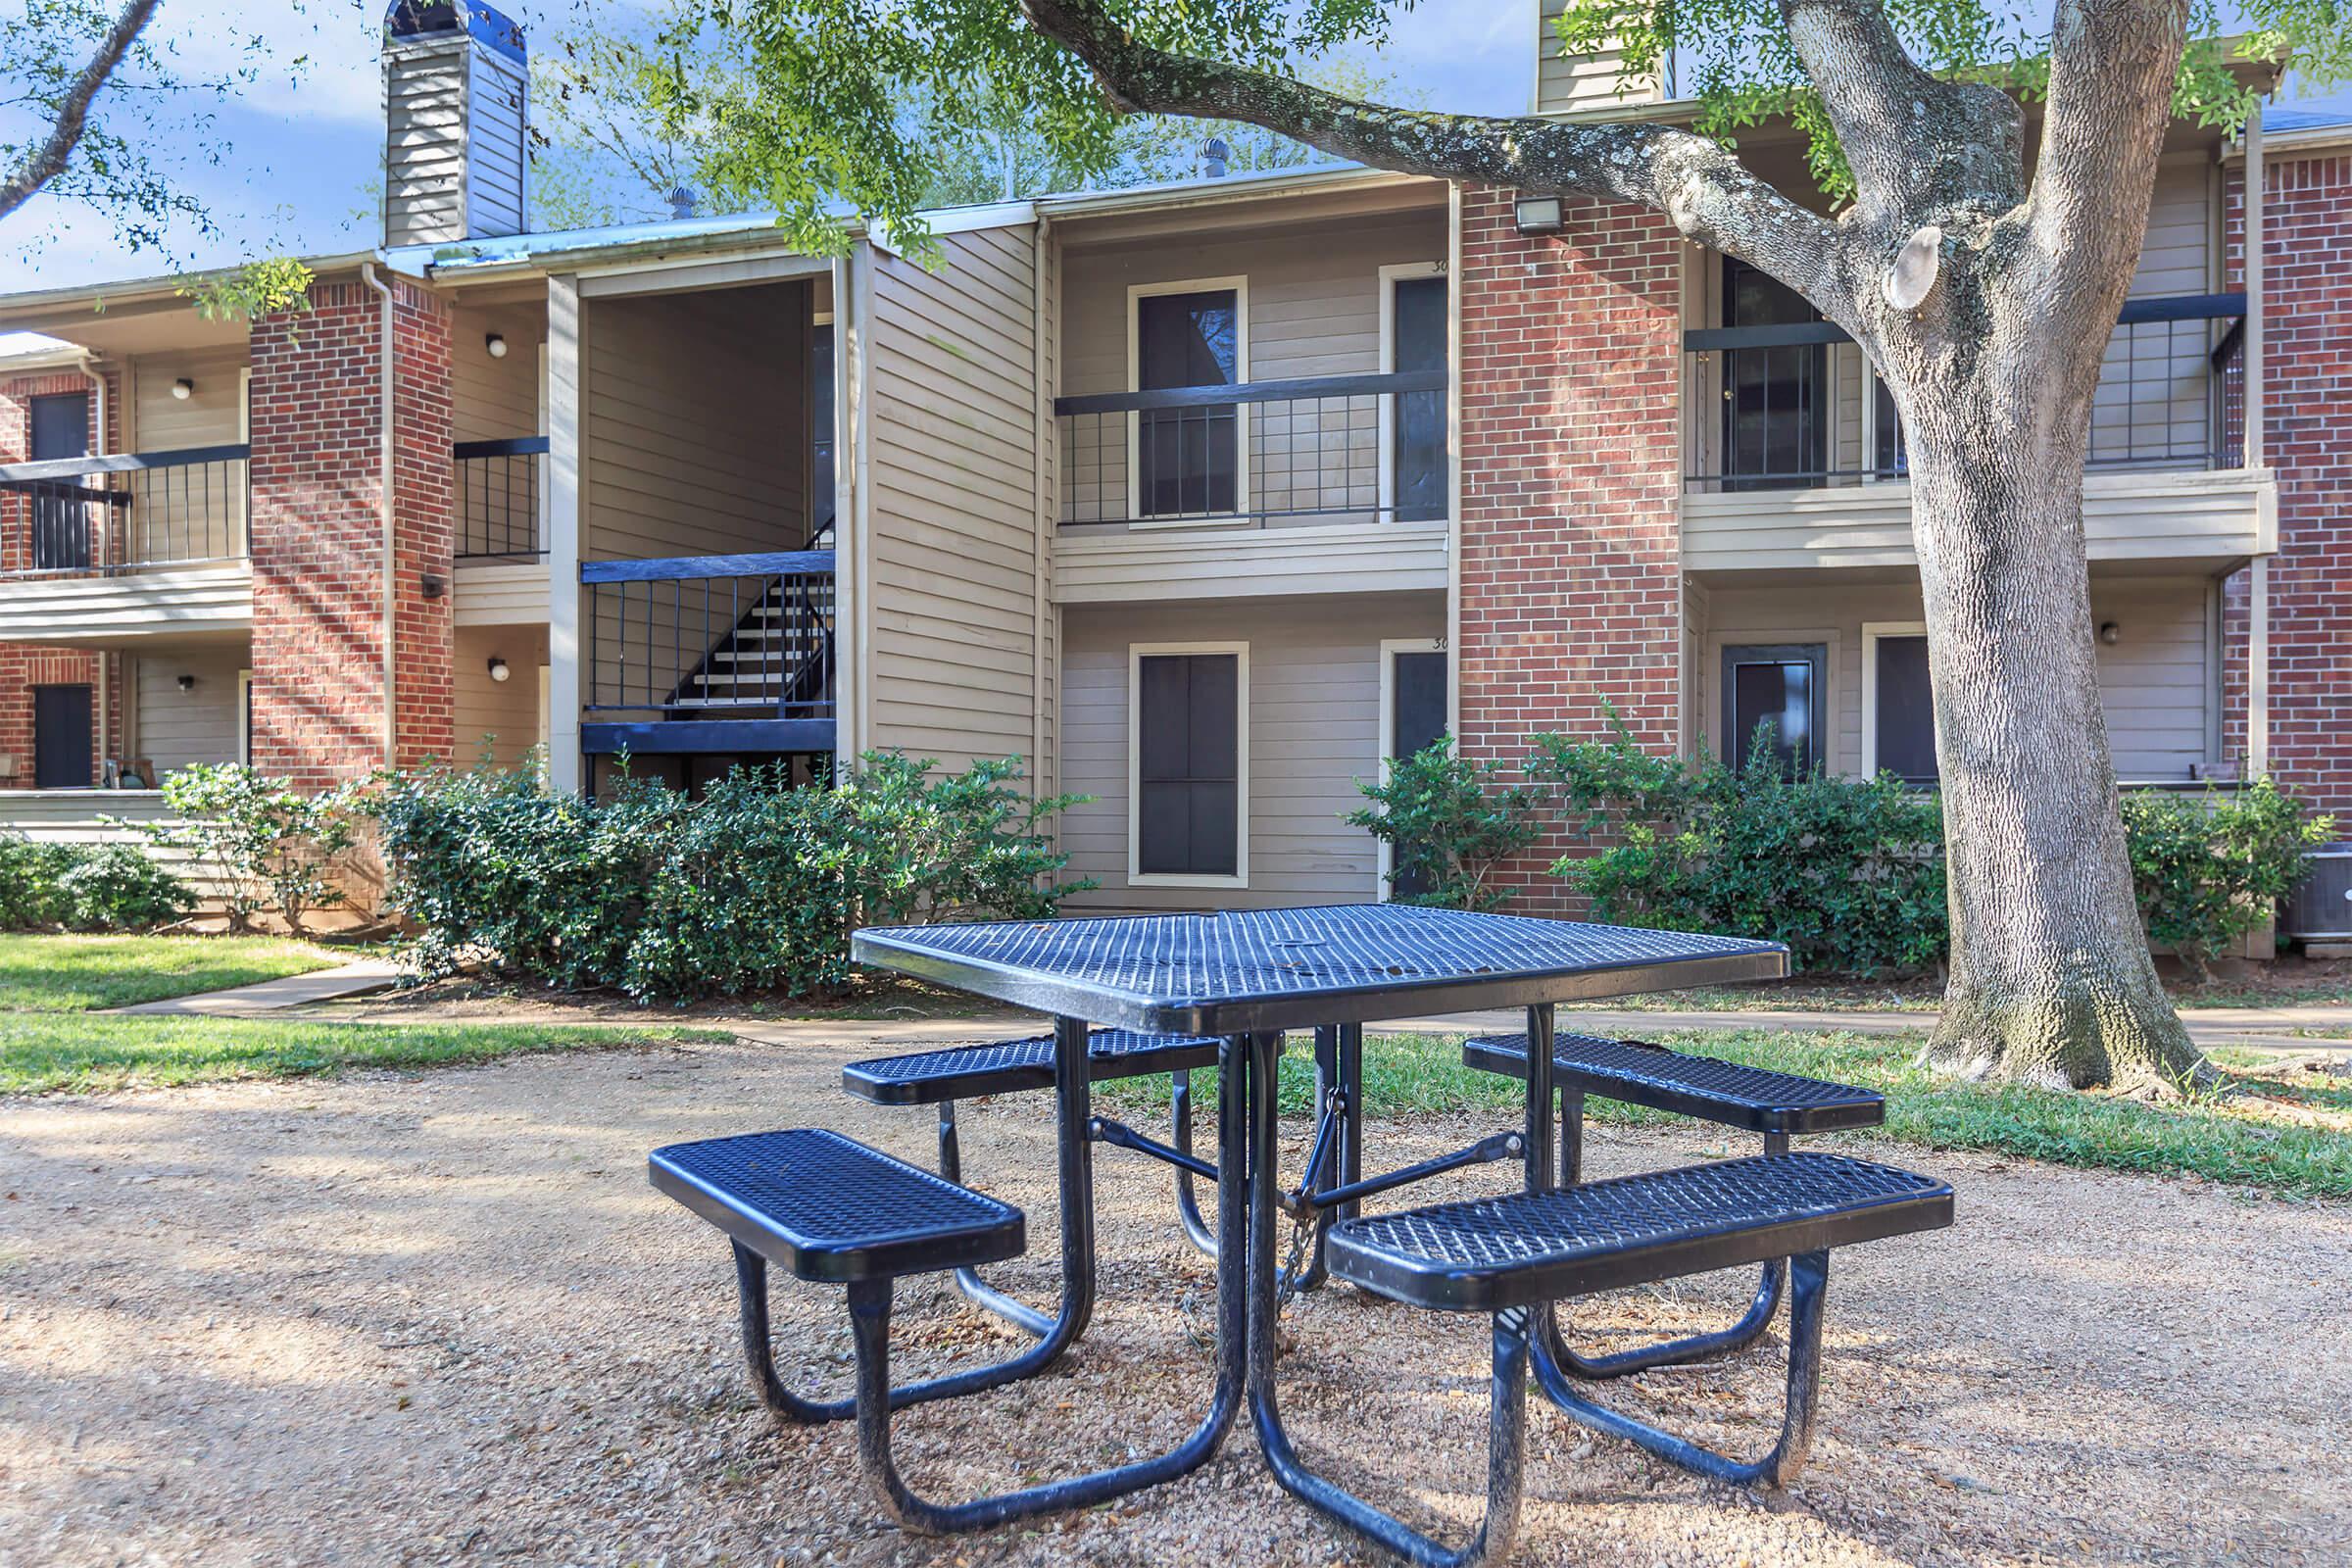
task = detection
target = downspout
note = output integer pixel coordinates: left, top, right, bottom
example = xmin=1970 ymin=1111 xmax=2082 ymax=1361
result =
xmin=78 ymin=353 xmax=111 ymax=773
xmin=361 ymin=263 xmax=399 ymax=769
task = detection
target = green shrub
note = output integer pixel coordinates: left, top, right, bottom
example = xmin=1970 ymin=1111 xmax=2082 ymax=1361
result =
xmin=1532 ymin=727 xmax=1948 ymax=976
xmin=1345 ymin=737 xmax=1544 ymax=909
xmin=2121 ymin=779 xmax=2332 ymax=980
xmin=140 ymin=763 xmax=360 ymax=933
xmin=372 ymin=752 xmax=1091 ymax=1003
xmin=56 ymin=844 xmax=193 ymax=931
xmin=0 ymin=834 xmax=80 ymax=929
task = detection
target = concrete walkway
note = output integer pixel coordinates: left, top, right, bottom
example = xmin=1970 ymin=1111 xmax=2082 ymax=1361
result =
xmin=110 ymin=956 xmax=405 ymax=1016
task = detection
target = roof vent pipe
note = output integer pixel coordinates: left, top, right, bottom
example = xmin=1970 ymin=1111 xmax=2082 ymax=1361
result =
xmin=1200 ymin=136 xmax=1230 ymax=179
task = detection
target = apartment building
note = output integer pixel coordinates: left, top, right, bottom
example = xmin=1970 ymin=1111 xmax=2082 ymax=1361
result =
xmin=0 ymin=1 xmax=2340 ymax=920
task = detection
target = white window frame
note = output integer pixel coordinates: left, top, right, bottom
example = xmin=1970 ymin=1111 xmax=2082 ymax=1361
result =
xmin=1377 ymin=261 xmax=1446 ymax=522
xmin=1859 ymin=620 xmax=1929 ymax=778
xmin=1126 ymin=275 xmax=1250 ymax=529
xmin=1373 ymin=636 xmax=1445 ymax=900
xmin=1128 ymin=640 xmax=1250 ymax=890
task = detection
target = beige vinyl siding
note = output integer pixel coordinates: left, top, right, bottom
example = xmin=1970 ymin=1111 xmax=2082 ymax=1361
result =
xmin=454 ymin=623 xmax=547 ymax=768
xmin=383 ymin=40 xmax=468 ymax=248
xmin=131 ymin=644 xmax=247 ymax=774
xmin=126 ymin=348 xmax=247 ymax=564
xmin=582 ymin=280 xmax=810 ymax=709
xmin=862 ymin=224 xmax=1047 ymax=773
xmin=1697 ymin=572 xmax=2215 ymax=781
xmin=452 ymin=302 xmax=543 ymax=443
xmin=1058 ymin=210 xmax=1445 ymax=529
xmin=1059 ymin=594 xmax=1443 ymax=911
xmin=465 ymin=47 xmax=527 ymax=239
xmin=1533 ymin=0 xmax=1663 ymax=113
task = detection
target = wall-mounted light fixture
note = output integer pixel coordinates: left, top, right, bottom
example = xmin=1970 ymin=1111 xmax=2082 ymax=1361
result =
xmin=171 ymin=377 xmax=194 ymax=400
xmin=1513 ymin=196 xmax=1565 ymax=237
xmin=420 ymin=572 xmax=447 ymax=600
xmin=487 ymin=656 xmax=512 ymax=683
xmin=176 ymin=674 xmax=196 ymax=693
xmin=2098 ymin=621 xmax=2122 ymax=646
xmin=485 ymin=332 xmax=509 ymax=359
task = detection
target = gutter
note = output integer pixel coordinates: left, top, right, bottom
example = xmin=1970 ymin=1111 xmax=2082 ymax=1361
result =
xmin=360 ymin=263 xmax=399 ymax=769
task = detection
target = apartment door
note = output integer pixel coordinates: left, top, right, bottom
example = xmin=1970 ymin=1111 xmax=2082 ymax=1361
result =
xmin=1720 ymin=259 xmax=1827 ymax=490
xmin=28 ymin=391 xmax=92 ymax=570
xmin=33 ymin=684 xmax=93 ymax=788
xmin=1381 ymin=640 xmax=1447 ymax=900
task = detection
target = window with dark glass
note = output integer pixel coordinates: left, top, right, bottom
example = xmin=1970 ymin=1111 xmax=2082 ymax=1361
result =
xmin=1386 ymin=647 xmax=1446 ymax=899
xmin=1723 ymin=643 xmax=1826 ymax=775
xmin=1392 ymin=273 xmax=1447 ymax=522
xmin=1136 ymin=652 xmax=1240 ymax=877
xmin=1871 ymin=376 xmax=1909 ymax=478
xmin=1720 ymin=258 xmax=1826 ymax=491
xmin=1873 ymin=634 xmax=1937 ymax=783
xmin=809 ymin=321 xmax=835 ymax=544
xmin=28 ymin=391 xmax=91 ymax=571
xmin=1136 ymin=289 xmax=1240 ymax=516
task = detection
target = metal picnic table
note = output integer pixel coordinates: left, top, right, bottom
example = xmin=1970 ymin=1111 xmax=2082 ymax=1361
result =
xmin=844 ymin=902 xmax=1793 ymax=1549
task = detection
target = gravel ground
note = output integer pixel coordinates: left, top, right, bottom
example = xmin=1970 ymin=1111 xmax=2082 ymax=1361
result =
xmin=2 ymin=1032 xmax=2347 ymax=1568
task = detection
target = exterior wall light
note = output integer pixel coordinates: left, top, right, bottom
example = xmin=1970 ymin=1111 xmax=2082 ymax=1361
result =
xmin=1513 ymin=196 xmax=1565 ymax=237
xmin=176 ymin=674 xmax=196 ymax=693
xmin=172 ymin=377 xmax=194 ymax=400
xmin=487 ymin=656 xmax=512 ymax=682
xmin=485 ymin=332 xmax=508 ymax=359
xmin=2098 ymin=621 xmax=2122 ymax=646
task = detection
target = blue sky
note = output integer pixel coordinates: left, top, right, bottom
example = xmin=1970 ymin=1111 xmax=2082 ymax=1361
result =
xmin=0 ymin=0 xmax=2342 ymax=294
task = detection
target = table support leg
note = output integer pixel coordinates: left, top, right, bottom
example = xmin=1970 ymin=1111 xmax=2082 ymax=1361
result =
xmin=845 ymin=1026 xmax=1251 ymax=1533
xmin=938 ymin=1100 xmax=1055 ymax=1339
xmin=1171 ymin=1069 xmax=1219 ymax=1257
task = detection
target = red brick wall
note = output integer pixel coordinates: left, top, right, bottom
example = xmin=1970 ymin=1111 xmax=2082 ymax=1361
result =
xmin=1453 ymin=187 xmax=1686 ymax=911
xmin=2221 ymin=151 xmax=2352 ymax=818
xmin=0 ymin=368 xmax=125 ymax=786
xmin=248 ymin=275 xmax=453 ymax=788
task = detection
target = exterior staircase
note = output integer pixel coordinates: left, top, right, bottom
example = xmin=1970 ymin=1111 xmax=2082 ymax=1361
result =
xmin=666 ymin=569 xmax=834 ymax=719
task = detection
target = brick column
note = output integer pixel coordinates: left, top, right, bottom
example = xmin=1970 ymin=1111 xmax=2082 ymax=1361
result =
xmin=248 ymin=275 xmax=453 ymax=788
xmin=2221 ymin=151 xmax=2352 ymax=817
xmin=0 ymin=369 xmax=125 ymax=786
xmin=1454 ymin=187 xmax=1686 ymax=912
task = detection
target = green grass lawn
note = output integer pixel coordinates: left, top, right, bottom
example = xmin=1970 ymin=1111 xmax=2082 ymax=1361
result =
xmin=1103 ymin=1028 xmax=2352 ymax=1200
xmin=0 ymin=934 xmax=354 ymax=1012
xmin=0 ymin=1012 xmax=728 ymax=1095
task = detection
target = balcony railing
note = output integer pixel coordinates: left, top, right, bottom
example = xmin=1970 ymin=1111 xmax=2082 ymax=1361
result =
xmin=1683 ymin=292 xmax=2247 ymax=491
xmin=0 ymin=445 xmax=250 ymax=577
xmin=580 ymin=550 xmax=835 ymax=756
xmin=1054 ymin=368 xmax=1449 ymax=528
xmin=454 ymin=436 xmax=548 ymax=559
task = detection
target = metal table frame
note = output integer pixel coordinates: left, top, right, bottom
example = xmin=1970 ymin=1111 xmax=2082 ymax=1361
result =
xmin=846 ymin=906 xmax=1791 ymax=1551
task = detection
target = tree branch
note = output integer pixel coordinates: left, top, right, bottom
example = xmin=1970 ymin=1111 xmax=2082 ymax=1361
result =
xmin=1018 ymin=0 xmax=1849 ymax=322
xmin=1776 ymin=0 xmax=2025 ymax=217
xmin=2027 ymin=0 xmax=2187 ymax=319
xmin=0 ymin=0 xmax=162 ymax=223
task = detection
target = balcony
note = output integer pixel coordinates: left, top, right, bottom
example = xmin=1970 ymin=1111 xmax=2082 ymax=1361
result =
xmin=579 ymin=551 xmax=835 ymax=757
xmin=1052 ymin=369 xmax=1451 ymax=604
xmin=0 ymin=445 xmax=253 ymax=644
xmin=1680 ymin=294 xmax=2271 ymax=575
xmin=452 ymin=436 xmax=550 ymax=627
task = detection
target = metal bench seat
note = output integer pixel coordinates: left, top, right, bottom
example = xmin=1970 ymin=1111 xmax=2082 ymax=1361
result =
xmin=1327 ymin=1151 xmax=1951 ymax=1313
xmin=649 ymin=1127 xmax=1026 ymax=1284
xmin=842 ymin=1028 xmax=1220 ymax=1104
xmin=1461 ymin=1032 xmax=1885 ymax=1135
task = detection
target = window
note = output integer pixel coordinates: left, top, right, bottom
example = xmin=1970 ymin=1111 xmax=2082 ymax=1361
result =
xmin=27 ymin=391 xmax=90 ymax=571
xmin=1720 ymin=258 xmax=1827 ymax=491
xmin=1378 ymin=639 xmax=1446 ymax=900
xmin=1131 ymin=646 xmax=1247 ymax=884
xmin=1869 ymin=376 xmax=1909 ymax=479
xmin=809 ymin=319 xmax=835 ymax=544
xmin=1722 ymin=643 xmax=1826 ymax=775
xmin=1863 ymin=624 xmax=1936 ymax=784
xmin=1131 ymin=280 xmax=1246 ymax=518
xmin=1382 ymin=266 xmax=1447 ymax=523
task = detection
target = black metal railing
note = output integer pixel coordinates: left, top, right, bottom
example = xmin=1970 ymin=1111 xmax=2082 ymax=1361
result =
xmin=0 ymin=444 xmax=250 ymax=576
xmin=1054 ymin=368 xmax=1449 ymax=528
xmin=582 ymin=551 xmax=835 ymax=750
xmin=454 ymin=435 xmax=548 ymax=559
xmin=1683 ymin=292 xmax=2247 ymax=491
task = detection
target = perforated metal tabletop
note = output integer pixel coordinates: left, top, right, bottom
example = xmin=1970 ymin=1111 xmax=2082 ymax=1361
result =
xmin=851 ymin=904 xmax=1788 ymax=1033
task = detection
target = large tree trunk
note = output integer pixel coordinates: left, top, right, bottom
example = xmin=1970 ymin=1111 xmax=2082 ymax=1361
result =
xmin=1902 ymin=380 xmax=2207 ymax=1092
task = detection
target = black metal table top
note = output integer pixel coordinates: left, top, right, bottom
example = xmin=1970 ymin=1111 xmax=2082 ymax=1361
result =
xmin=851 ymin=904 xmax=1788 ymax=1034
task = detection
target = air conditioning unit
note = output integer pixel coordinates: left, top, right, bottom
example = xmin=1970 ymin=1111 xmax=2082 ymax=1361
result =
xmin=2283 ymin=844 xmax=2352 ymax=941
